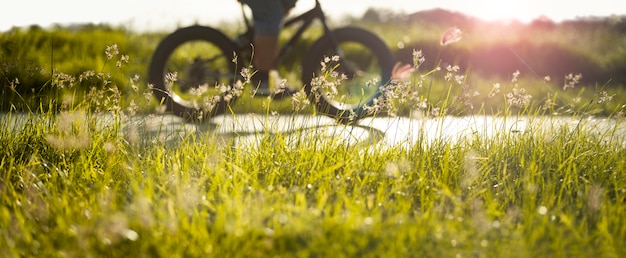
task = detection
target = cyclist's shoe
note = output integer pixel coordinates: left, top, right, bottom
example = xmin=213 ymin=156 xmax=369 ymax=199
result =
xmin=271 ymin=84 xmax=299 ymax=100
xmin=252 ymin=71 xmax=298 ymax=99
xmin=251 ymin=71 xmax=272 ymax=96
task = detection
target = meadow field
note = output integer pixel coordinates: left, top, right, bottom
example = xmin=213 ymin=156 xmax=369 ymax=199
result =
xmin=1 ymin=10 xmax=626 ymax=257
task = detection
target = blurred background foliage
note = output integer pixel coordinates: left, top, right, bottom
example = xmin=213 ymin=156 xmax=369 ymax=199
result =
xmin=1 ymin=8 xmax=625 ymax=114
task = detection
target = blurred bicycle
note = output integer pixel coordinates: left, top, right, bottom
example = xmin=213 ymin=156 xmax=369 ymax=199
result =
xmin=148 ymin=0 xmax=394 ymax=123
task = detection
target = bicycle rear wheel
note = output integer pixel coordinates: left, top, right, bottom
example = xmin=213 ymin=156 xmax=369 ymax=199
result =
xmin=148 ymin=25 xmax=240 ymax=120
xmin=302 ymin=27 xmax=394 ymax=123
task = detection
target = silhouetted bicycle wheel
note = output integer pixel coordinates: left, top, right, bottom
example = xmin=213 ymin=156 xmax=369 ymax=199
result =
xmin=148 ymin=25 xmax=239 ymax=120
xmin=302 ymin=27 xmax=394 ymax=123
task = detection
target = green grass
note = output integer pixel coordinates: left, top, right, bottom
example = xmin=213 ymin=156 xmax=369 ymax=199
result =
xmin=1 ymin=102 xmax=625 ymax=257
xmin=1 ymin=57 xmax=626 ymax=256
xmin=2 ymin=17 xmax=626 ymax=257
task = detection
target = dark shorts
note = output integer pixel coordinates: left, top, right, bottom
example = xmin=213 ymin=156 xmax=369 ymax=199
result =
xmin=240 ymin=0 xmax=297 ymax=35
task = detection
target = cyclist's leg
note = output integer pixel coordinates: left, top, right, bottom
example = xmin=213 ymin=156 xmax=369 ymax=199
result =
xmin=240 ymin=0 xmax=295 ymax=95
xmin=240 ymin=0 xmax=284 ymax=71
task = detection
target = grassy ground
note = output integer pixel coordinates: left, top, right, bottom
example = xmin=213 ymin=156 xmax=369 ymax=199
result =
xmin=1 ymin=97 xmax=625 ymax=257
xmin=1 ymin=18 xmax=626 ymax=257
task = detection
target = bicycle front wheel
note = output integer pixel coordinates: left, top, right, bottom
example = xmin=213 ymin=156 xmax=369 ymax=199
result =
xmin=302 ymin=27 xmax=394 ymax=123
xmin=148 ymin=25 xmax=239 ymax=120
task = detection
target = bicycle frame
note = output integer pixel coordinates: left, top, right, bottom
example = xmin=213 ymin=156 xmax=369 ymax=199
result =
xmin=238 ymin=0 xmax=336 ymax=68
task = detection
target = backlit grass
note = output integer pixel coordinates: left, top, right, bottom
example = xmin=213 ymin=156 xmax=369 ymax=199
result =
xmin=1 ymin=21 xmax=626 ymax=257
xmin=1 ymin=97 xmax=625 ymax=257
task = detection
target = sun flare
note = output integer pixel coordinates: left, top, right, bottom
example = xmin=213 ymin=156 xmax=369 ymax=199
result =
xmin=470 ymin=1 xmax=537 ymax=22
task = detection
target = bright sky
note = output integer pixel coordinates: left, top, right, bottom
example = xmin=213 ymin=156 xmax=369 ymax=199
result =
xmin=2 ymin=0 xmax=624 ymax=32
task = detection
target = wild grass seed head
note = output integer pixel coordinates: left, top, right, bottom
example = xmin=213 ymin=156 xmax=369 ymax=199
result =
xmin=291 ymin=90 xmax=311 ymax=112
xmin=52 ymin=72 xmax=76 ymax=89
xmin=240 ymin=66 xmax=253 ymax=83
xmin=116 ymin=54 xmax=129 ymax=68
xmin=488 ymin=83 xmax=501 ymax=98
xmin=412 ymin=49 xmax=426 ymax=69
xmin=506 ymin=87 xmax=532 ymax=107
xmin=596 ymin=90 xmax=614 ymax=104
xmin=8 ymin=77 xmax=19 ymax=92
xmin=563 ymin=73 xmax=583 ymax=90
xmin=165 ymin=72 xmax=178 ymax=85
xmin=511 ymin=70 xmax=521 ymax=83
xmin=105 ymin=44 xmax=119 ymax=60
xmin=309 ymin=56 xmax=345 ymax=103
xmin=454 ymin=83 xmax=479 ymax=110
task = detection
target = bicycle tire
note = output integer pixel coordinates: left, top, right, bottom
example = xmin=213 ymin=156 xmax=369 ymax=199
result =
xmin=302 ymin=27 xmax=394 ymax=123
xmin=148 ymin=25 xmax=239 ymax=120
